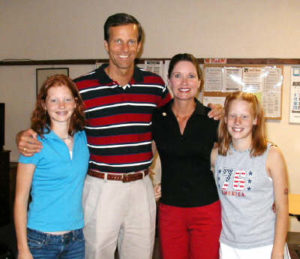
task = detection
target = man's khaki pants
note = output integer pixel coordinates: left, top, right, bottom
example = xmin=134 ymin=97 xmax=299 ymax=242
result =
xmin=83 ymin=174 xmax=156 ymax=259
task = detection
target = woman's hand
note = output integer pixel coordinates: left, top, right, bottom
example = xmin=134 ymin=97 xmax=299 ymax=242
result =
xmin=207 ymin=103 xmax=224 ymax=120
xmin=154 ymin=184 xmax=161 ymax=201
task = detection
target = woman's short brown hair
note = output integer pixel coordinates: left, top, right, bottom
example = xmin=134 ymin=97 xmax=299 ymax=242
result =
xmin=168 ymin=53 xmax=202 ymax=90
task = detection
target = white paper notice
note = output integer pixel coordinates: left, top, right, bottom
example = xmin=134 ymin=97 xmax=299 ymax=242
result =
xmin=242 ymin=67 xmax=263 ymax=93
xmin=262 ymin=67 xmax=282 ymax=118
xmin=223 ymin=67 xmax=243 ymax=92
xmin=204 ymin=67 xmax=223 ymax=91
xmin=289 ymin=66 xmax=300 ymax=123
xmin=144 ymin=60 xmax=164 ymax=78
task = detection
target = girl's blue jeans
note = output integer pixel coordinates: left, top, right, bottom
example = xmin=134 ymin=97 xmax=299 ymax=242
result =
xmin=27 ymin=228 xmax=85 ymax=259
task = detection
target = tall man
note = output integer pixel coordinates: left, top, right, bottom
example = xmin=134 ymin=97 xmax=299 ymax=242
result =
xmin=74 ymin=13 xmax=171 ymax=258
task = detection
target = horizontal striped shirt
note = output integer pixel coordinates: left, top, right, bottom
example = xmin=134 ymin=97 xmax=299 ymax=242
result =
xmin=75 ymin=64 xmax=171 ymax=173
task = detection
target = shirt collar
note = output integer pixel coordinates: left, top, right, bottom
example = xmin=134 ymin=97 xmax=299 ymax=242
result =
xmin=95 ymin=64 xmax=144 ymax=86
xmin=41 ymin=129 xmax=78 ymax=140
xmin=165 ymin=98 xmax=207 ymax=116
xmin=39 ymin=129 xmax=57 ymax=140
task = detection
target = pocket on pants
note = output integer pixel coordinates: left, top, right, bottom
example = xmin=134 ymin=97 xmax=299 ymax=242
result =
xmin=27 ymin=236 xmax=44 ymax=249
xmin=83 ymin=176 xmax=102 ymax=225
xmin=75 ymin=229 xmax=85 ymax=242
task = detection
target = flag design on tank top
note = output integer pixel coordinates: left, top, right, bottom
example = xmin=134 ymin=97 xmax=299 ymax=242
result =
xmin=217 ymin=168 xmax=254 ymax=197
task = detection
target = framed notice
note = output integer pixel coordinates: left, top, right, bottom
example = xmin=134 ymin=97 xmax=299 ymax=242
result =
xmin=36 ymin=67 xmax=69 ymax=96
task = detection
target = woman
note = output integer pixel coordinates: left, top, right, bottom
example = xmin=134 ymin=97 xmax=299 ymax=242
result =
xmin=152 ymin=53 xmax=221 ymax=259
xmin=14 ymin=74 xmax=89 ymax=259
xmin=211 ymin=92 xmax=290 ymax=259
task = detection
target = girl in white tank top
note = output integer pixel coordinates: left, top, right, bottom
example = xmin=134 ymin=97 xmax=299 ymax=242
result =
xmin=211 ymin=92 xmax=290 ymax=259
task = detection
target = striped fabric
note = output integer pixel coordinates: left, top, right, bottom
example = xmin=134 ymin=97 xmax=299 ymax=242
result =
xmin=75 ymin=64 xmax=171 ymax=173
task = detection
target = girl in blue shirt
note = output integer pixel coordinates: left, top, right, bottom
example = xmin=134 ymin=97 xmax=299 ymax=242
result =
xmin=14 ymin=74 xmax=89 ymax=259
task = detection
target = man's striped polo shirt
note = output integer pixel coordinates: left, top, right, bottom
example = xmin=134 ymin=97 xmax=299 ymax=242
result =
xmin=75 ymin=64 xmax=171 ymax=173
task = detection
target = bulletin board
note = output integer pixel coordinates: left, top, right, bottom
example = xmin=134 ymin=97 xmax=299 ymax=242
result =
xmin=0 ymin=57 xmax=287 ymax=120
xmin=203 ymin=64 xmax=284 ymax=120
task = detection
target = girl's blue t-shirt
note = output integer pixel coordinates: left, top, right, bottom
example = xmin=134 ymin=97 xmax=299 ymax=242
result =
xmin=19 ymin=130 xmax=89 ymax=232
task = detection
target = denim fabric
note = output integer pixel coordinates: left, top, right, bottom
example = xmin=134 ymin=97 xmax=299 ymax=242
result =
xmin=27 ymin=228 xmax=85 ymax=259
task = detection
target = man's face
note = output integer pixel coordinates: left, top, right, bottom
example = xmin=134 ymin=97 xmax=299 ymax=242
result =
xmin=104 ymin=24 xmax=142 ymax=71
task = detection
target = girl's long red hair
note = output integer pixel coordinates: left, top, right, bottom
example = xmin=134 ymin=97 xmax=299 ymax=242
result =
xmin=218 ymin=91 xmax=267 ymax=156
xmin=31 ymin=74 xmax=85 ymax=136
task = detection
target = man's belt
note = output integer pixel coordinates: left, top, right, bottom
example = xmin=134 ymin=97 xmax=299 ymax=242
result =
xmin=87 ymin=169 xmax=149 ymax=183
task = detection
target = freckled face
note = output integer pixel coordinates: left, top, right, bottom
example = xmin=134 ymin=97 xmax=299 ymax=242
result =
xmin=44 ymin=85 xmax=76 ymax=127
xmin=104 ymin=24 xmax=142 ymax=71
xmin=225 ymin=99 xmax=257 ymax=143
xmin=168 ymin=61 xmax=201 ymax=101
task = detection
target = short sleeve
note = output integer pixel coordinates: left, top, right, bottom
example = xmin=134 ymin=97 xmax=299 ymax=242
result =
xmin=18 ymin=151 xmax=42 ymax=166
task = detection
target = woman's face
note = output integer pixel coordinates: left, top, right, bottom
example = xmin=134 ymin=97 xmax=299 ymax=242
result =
xmin=168 ymin=61 xmax=201 ymax=101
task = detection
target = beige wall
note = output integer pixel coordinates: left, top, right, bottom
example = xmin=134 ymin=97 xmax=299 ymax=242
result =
xmin=1 ymin=0 xmax=300 ymax=59
xmin=1 ymin=0 xmax=300 ymax=231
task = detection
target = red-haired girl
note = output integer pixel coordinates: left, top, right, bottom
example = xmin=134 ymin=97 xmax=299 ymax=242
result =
xmin=211 ymin=91 xmax=290 ymax=259
xmin=14 ymin=74 xmax=89 ymax=259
